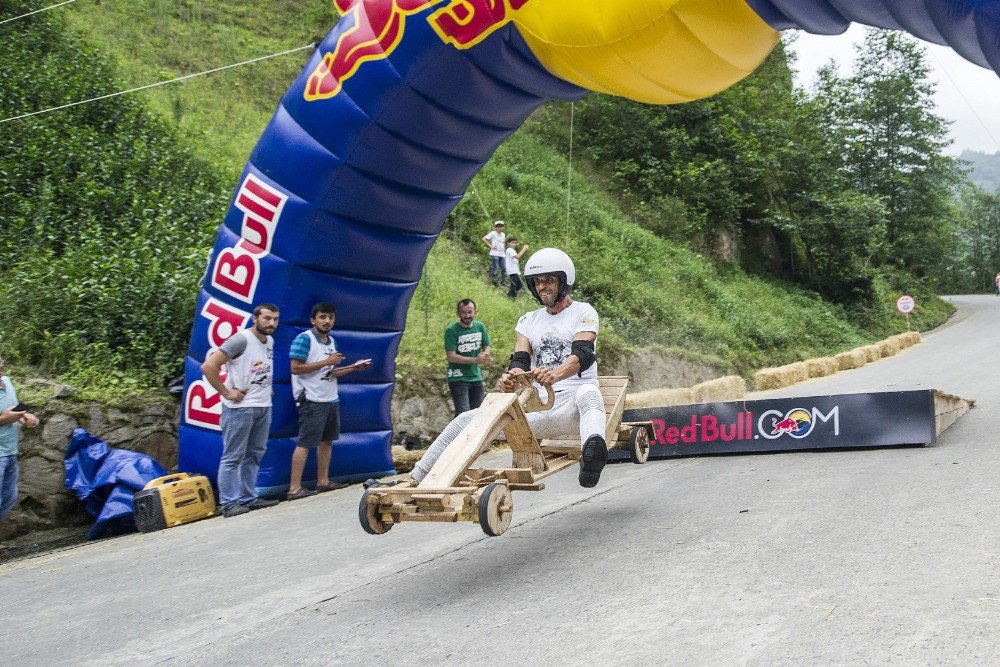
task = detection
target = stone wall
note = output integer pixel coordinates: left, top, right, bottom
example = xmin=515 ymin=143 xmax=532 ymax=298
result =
xmin=0 ymin=380 xmax=179 ymax=541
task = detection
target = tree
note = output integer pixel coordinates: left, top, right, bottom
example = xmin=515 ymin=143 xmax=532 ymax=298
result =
xmin=815 ymin=30 xmax=964 ymax=275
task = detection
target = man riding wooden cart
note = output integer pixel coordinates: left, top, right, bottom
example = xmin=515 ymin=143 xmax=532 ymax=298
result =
xmin=360 ymin=374 xmax=650 ymax=536
xmin=359 ymin=248 xmax=651 ymax=536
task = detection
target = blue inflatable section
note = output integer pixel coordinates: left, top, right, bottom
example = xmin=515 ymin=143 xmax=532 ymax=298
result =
xmin=746 ymin=0 xmax=1000 ymax=72
xmin=64 ymin=429 xmax=168 ymax=540
xmin=180 ymin=5 xmax=585 ymax=495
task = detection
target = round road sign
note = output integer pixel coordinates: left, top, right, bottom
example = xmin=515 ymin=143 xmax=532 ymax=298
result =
xmin=896 ymin=295 xmax=915 ymax=314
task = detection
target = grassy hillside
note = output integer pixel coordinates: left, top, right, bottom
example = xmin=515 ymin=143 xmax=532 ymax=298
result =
xmin=5 ymin=0 xmax=953 ymax=392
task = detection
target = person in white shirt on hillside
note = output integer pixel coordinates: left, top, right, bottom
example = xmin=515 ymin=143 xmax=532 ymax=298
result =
xmin=481 ymin=220 xmax=507 ymax=286
xmin=411 ymin=248 xmax=609 ymax=488
xmin=504 ymin=236 xmax=529 ymax=299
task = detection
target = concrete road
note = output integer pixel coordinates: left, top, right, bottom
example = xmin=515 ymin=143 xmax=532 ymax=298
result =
xmin=2 ymin=295 xmax=998 ymax=665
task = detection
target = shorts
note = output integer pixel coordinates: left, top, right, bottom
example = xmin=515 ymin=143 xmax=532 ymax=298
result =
xmin=297 ymin=400 xmax=341 ymax=447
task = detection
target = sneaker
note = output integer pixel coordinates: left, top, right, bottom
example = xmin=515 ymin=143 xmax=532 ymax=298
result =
xmin=578 ymin=435 xmax=608 ymax=488
xmin=223 ymin=504 xmax=251 ymax=518
xmin=247 ymin=497 xmax=280 ymax=510
xmin=286 ymin=489 xmax=316 ymax=501
xmin=316 ymin=481 xmax=349 ymax=493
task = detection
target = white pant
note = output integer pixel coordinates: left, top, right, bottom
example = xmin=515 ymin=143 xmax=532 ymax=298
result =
xmin=412 ymin=383 xmax=606 ymax=482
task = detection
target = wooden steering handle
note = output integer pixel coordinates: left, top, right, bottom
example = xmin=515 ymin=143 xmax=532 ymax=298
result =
xmin=511 ymin=372 xmax=555 ymax=413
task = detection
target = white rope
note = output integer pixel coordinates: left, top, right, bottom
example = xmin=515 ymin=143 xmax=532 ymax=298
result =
xmin=0 ymin=43 xmax=316 ymax=124
xmin=566 ymin=101 xmax=575 ymax=227
xmin=470 ymin=180 xmax=492 ymax=222
xmin=0 ymin=0 xmax=76 ymax=26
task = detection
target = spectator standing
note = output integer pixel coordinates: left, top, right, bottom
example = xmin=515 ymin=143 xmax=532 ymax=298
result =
xmin=201 ymin=304 xmax=282 ymax=517
xmin=482 ymin=221 xmax=507 ymax=286
xmin=287 ymin=303 xmax=373 ymax=500
xmin=994 ymin=271 xmax=1000 ymax=296
xmin=445 ymin=299 xmax=492 ymax=416
xmin=0 ymin=357 xmax=38 ymax=522
xmin=504 ymin=237 xmax=529 ymax=298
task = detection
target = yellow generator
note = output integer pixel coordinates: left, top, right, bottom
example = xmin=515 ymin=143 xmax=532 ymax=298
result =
xmin=134 ymin=473 xmax=216 ymax=532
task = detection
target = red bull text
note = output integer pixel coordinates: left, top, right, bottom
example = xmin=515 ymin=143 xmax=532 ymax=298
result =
xmin=650 ymin=406 xmax=840 ymax=446
xmin=184 ymin=174 xmax=288 ymax=431
xmin=305 ymin=0 xmax=531 ymax=101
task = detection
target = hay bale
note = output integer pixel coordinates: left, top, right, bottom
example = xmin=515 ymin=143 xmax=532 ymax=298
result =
xmin=877 ymin=337 xmax=900 ymax=358
xmin=902 ymin=331 xmax=922 ymax=346
xmin=804 ymin=357 xmax=838 ymax=378
xmin=391 ymin=445 xmax=422 ymax=473
xmin=861 ymin=344 xmax=882 ymax=363
xmin=754 ymin=362 xmax=808 ymax=391
xmin=626 ymin=387 xmax=695 ymax=409
xmin=835 ymin=349 xmax=867 ymax=370
xmin=692 ymin=375 xmax=747 ymax=403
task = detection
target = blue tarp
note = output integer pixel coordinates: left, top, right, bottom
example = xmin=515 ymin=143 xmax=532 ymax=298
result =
xmin=64 ymin=428 xmax=168 ymax=540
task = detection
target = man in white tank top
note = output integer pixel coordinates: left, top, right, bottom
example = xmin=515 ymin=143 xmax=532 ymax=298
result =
xmin=201 ymin=303 xmax=281 ymax=517
xmin=287 ymin=302 xmax=372 ymax=499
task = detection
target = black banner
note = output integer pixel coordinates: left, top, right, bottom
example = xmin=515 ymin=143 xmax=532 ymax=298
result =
xmin=618 ymin=390 xmax=936 ymax=458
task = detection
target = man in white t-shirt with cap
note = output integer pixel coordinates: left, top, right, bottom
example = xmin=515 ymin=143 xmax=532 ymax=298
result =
xmin=202 ymin=303 xmax=281 ymax=517
xmin=481 ymin=220 xmax=507 ymax=286
xmin=411 ymin=248 xmax=609 ymax=488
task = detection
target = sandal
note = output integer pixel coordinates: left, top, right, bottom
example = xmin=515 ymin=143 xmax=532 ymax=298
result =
xmin=286 ymin=488 xmax=316 ymax=500
xmin=315 ymin=481 xmax=349 ymax=493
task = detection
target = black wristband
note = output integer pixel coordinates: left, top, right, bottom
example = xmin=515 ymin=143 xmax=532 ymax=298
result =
xmin=508 ymin=351 xmax=531 ymax=372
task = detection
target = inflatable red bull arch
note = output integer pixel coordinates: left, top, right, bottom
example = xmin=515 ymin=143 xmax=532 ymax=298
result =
xmin=181 ymin=0 xmax=1000 ymax=495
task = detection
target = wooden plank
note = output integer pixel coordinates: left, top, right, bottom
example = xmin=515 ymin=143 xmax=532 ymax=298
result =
xmin=504 ymin=401 xmax=547 ymax=473
xmin=598 ymin=377 xmax=630 ymax=388
xmin=418 ymin=392 xmax=518 ymax=489
xmin=933 ymin=390 xmax=974 ymax=436
xmin=604 ymin=377 xmax=629 ymax=444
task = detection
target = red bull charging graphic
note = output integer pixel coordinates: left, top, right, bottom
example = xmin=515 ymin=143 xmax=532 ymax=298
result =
xmin=306 ymin=0 xmax=531 ymax=101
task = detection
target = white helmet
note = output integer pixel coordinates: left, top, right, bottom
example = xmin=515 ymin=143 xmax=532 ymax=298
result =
xmin=523 ymin=248 xmax=575 ymax=304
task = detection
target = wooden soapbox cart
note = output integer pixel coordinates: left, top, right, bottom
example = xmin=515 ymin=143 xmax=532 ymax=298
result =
xmin=359 ymin=375 xmax=651 ymax=537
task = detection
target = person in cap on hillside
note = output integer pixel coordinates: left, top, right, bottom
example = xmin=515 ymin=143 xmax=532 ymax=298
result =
xmin=482 ymin=221 xmax=507 ymax=286
xmin=410 ymin=248 xmax=609 ymax=488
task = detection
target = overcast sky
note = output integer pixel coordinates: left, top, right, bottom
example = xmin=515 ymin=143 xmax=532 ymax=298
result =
xmin=786 ymin=25 xmax=1000 ymax=157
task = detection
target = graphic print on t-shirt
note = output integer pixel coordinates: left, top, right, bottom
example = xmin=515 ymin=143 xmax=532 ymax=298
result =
xmin=536 ymin=333 xmax=569 ymax=369
xmin=248 ymin=360 xmax=273 ymax=388
xmin=320 ymin=343 xmax=337 ymax=382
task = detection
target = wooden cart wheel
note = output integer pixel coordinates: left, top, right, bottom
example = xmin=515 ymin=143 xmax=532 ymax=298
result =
xmin=628 ymin=426 xmax=650 ymax=464
xmin=358 ymin=489 xmax=393 ymax=535
xmin=477 ymin=482 xmax=513 ymax=537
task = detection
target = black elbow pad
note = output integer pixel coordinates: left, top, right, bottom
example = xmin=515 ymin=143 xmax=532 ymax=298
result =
xmin=508 ymin=351 xmax=531 ymax=372
xmin=570 ymin=340 xmax=596 ymax=376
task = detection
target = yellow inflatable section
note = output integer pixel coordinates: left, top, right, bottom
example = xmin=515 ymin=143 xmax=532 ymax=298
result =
xmin=511 ymin=0 xmax=780 ymax=104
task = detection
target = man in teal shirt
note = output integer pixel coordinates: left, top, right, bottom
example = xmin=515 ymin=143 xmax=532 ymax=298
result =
xmin=0 ymin=357 xmax=39 ymax=521
xmin=444 ymin=299 xmax=492 ymax=416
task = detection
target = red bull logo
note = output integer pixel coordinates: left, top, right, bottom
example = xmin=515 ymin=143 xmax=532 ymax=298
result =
xmin=759 ymin=407 xmax=839 ymax=440
xmin=305 ymin=0 xmax=531 ymax=101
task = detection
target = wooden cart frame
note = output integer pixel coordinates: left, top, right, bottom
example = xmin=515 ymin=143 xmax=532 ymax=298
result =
xmin=360 ymin=375 xmax=651 ymax=536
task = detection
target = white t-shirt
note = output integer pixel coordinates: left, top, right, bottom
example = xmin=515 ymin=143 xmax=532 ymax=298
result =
xmin=218 ymin=329 xmax=274 ymax=409
xmin=504 ymin=247 xmax=521 ymax=275
xmin=290 ymin=330 xmax=340 ymax=403
xmin=485 ymin=230 xmax=506 ymax=257
xmin=515 ymin=300 xmax=599 ymax=392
